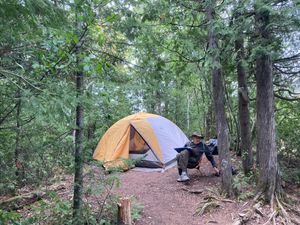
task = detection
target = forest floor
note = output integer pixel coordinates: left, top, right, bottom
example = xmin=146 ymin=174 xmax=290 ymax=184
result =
xmin=114 ymin=157 xmax=240 ymax=225
xmin=114 ymin=156 xmax=300 ymax=225
xmin=115 ymin=157 xmax=238 ymax=225
xmin=3 ymin=156 xmax=300 ymax=225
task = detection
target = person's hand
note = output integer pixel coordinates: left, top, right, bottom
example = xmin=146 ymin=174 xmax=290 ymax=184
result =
xmin=213 ymin=167 xmax=220 ymax=176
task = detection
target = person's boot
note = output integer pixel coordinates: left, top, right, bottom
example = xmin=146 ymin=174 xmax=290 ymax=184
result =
xmin=180 ymin=171 xmax=190 ymax=181
xmin=178 ymin=168 xmax=182 ymax=175
xmin=177 ymin=170 xmax=190 ymax=182
xmin=177 ymin=168 xmax=183 ymax=182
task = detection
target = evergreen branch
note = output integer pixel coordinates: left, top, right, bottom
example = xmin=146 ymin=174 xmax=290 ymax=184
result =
xmin=275 ymin=88 xmax=300 ymax=95
xmin=167 ymin=21 xmax=208 ymax=28
xmin=52 ymin=24 xmax=89 ymax=69
xmin=274 ymin=94 xmax=300 ymax=101
xmin=39 ymin=0 xmax=109 ymax=80
xmin=0 ymin=45 xmax=31 ymax=57
xmin=0 ymin=68 xmax=43 ymax=92
xmin=0 ymin=116 xmax=35 ymax=130
xmin=95 ymin=50 xmax=145 ymax=70
xmin=274 ymin=53 xmax=300 ymax=63
xmin=274 ymin=64 xmax=300 ymax=75
xmin=0 ymin=104 xmax=17 ymax=126
xmin=159 ymin=44 xmax=202 ymax=63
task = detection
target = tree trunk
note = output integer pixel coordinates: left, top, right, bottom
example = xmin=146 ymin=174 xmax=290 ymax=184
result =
xmin=117 ymin=197 xmax=132 ymax=225
xmin=206 ymin=1 xmax=233 ymax=197
xmin=73 ymin=54 xmax=84 ymax=223
xmin=205 ymin=103 xmax=213 ymax=139
xmin=15 ymin=86 xmax=24 ymax=188
xmin=72 ymin=11 xmax=85 ymax=223
xmin=186 ymin=93 xmax=190 ymax=131
xmin=235 ymin=36 xmax=253 ymax=174
xmin=255 ymin=5 xmax=282 ymax=202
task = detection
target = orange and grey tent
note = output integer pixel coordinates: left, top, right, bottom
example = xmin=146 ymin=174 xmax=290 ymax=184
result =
xmin=93 ymin=112 xmax=188 ymax=169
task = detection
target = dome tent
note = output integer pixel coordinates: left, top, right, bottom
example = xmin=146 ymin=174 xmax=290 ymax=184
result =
xmin=93 ymin=112 xmax=188 ymax=170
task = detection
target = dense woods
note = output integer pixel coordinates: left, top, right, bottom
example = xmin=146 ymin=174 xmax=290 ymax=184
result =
xmin=1 ymin=0 xmax=300 ymax=224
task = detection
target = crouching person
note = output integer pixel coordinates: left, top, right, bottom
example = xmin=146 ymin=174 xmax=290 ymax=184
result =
xmin=176 ymin=132 xmax=219 ymax=182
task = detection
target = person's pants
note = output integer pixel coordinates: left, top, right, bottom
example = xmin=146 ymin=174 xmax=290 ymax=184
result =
xmin=176 ymin=150 xmax=189 ymax=172
xmin=176 ymin=150 xmax=217 ymax=173
xmin=176 ymin=150 xmax=199 ymax=172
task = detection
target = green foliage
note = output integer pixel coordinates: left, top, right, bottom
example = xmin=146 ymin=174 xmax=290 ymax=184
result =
xmin=0 ymin=0 xmax=133 ymax=194
xmin=131 ymin=197 xmax=144 ymax=222
xmin=25 ymin=192 xmax=73 ymax=225
xmin=0 ymin=209 xmax=21 ymax=225
xmin=0 ymin=168 xmax=140 ymax=225
xmin=233 ymin=171 xmax=255 ymax=201
xmin=0 ymin=0 xmax=300 ymax=222
xmin=279 ymin=156 xmax=300 ymax=185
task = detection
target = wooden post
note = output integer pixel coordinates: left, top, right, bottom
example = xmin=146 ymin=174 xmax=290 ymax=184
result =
xmin=117 ymin=197 xmax=132 ymax=225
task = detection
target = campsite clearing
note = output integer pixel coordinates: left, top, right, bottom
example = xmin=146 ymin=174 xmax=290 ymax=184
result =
xmin=113 ymin=157 xmax=276 ymax=225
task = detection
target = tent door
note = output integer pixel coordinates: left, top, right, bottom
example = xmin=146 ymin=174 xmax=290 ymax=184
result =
xmin=128 ymin=126 xmax=162 ymax=168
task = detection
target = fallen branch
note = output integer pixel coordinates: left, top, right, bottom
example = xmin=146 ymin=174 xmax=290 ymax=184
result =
xmin=232 ymin=201 xmax=263 ymax=225
xmin=205 ymin=195 xmax=235 ymax=203
xmin=194 ymin=201 xmax=221 ymax=216
xmin=182 ymin=187 xmax=204 ymax=194
xmin=0 ymin=184 xmax=65 ymax=211
xmin=262 ymin=210 xmax=278 ymax=225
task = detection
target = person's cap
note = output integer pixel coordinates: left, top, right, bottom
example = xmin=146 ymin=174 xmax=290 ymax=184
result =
xmin=191 ymin=132 xmax=204 ymax=139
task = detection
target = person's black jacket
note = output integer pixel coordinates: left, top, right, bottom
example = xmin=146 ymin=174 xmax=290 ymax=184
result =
xmin=184 ymin=141 xmax=217 ymax=168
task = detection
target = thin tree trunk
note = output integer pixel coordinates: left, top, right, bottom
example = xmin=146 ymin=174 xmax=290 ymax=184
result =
xmin=15 ymin=86 xmax=23 ymax=188
xmin=223 ymin=79 xmax=239 ymax=153
xmin=192 ymin=88 xmax=202 ymax=130
xmin=255 ymin=5 xmax=282 ymax=202
xmin=206 ymin=1 xmax=233 ymax=197
xmin=73 ymin=56 xmax=84 ymax=223
xmin=205 ymin=103 xmax=213 ymax=138
xmin=235 ymin=36 xmax=253 ymax=174
xmin=198 ymin=81 xmax=209 ymax=135
xmin=186 ymin=93 xmax=190 ymax=131
xmin=72 ymin=10 xmax=85 ymax=223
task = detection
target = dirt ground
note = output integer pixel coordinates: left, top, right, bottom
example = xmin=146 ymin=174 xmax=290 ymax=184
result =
xmin=114 ymin=157 xmax=245 ymax=225
xmin=5 ymin=156 xmax=299 ymax=225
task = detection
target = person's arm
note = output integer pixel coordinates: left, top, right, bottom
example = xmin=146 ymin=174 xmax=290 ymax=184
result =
xmin=184 ymin=141 xmax=191 ymax=147
xmin=204 ymin=145 xmax=220 ymax=175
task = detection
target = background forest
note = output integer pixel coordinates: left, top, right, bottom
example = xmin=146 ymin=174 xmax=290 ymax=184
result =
xmin=0 ymin=0 xmax=300 ymax=224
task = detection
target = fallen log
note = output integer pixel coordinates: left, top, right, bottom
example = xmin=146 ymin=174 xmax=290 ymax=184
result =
xmin=0 ymin=184 xmax=65 ymax=211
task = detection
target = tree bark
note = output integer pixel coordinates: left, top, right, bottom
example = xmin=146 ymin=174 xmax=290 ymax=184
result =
xmin=15 ymin=86 xmax=24 ymax=188
xmin=206 ymin=1 xmax=234 ymax=197
xmin=72 ymin=53 xmax=84 ymax=223
xmin=186 ymin=93 xmax=190 ymax=131
xmin=235 ymin=35 xmax=253 ymax=174
xmin=72 ymin=10 xmax=85 ymax=223
xmin=117 ymin=197 xmax=132 ymax=225
xmin=205 ymin=103 xmax=213 ymax=138
xmin=255 ymin=4 xmax=282 ymax=202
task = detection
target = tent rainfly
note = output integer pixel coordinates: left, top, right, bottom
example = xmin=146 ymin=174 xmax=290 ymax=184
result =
xmin=93 ymin=112 xmax=188 ymax=170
